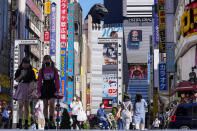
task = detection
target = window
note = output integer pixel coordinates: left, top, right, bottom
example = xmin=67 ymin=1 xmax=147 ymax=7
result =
xmin=193 ymin=105 xmax=197 ymax=116
xmin=176 ymin=105 xmax=190 ymax=116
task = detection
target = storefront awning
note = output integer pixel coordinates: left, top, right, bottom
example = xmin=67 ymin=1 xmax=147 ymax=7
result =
xmin=175 ymin=81 xmax=197 ymax=92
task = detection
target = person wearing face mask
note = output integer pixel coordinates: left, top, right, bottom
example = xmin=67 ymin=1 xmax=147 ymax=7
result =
xmin=14 ymin=57 xmax=35 ymax=129
xmin=37 ymin=55 xmax=60 ymax=129
xmin=97 ymin=103 xmax=109 ymax=129
xmin=70 ymin=95 xmax=81 ymax=129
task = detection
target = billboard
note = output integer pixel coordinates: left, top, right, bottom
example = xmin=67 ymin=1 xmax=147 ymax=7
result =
xmin=102 ymin=25 xmax=123 ymax=38
xmin=60 ymin=0 xmax=67 ymax=48
xmin=166 ymin=43 xmax=175 ymax=72
xmin=103 ymin=43 xmax=118 ymax=65
xmin=130 ymin=30 xmax=142 ymax=42
xmin=50 ymin=3 xmax=56 ymax=55
xmin=128 ymin=63 xmax=148 ymax=80
xmin=103 ymin=74 xmax=117 ymax=97
xmin=159 ymin=63 xmax=168 ymax=91
xmin=68 ymin=4 xmax=74 ymax=76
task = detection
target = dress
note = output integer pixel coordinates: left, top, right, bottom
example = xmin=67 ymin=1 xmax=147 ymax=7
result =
xmin=133 ymin=99 xmax=147 ymax=125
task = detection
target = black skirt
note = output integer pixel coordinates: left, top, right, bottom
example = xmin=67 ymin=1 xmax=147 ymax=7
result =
xmin=40 ymin=80 xmax=56 ymax=99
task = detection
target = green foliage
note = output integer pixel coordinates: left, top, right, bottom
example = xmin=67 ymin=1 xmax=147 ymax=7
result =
xmin=111 ymin=107 xmax=117 ymax=117
xmin=83 ymin=122 xmax=89 ymax=129
xmin=60 ymin=108 xmax=71 ymax=129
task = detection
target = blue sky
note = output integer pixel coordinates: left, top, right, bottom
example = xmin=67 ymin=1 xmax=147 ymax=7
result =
xmin=78 ymin=0 xmax=104 ymax=19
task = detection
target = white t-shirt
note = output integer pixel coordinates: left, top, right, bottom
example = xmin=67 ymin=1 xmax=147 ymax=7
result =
xmin=70 ymin=101 xmax=82 ymax=115
xmin=153 ymin=119 xmax=160 ymax=128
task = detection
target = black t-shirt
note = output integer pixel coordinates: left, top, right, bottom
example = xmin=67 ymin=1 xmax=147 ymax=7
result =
xmin=15 ymin=68 xmax=35 ymax=83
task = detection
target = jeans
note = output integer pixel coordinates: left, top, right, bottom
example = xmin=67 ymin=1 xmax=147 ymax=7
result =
xmin=117 ymin=119 xmax=123 ymax=129
xmin=99 ymin=118 xmax=109 ymax=129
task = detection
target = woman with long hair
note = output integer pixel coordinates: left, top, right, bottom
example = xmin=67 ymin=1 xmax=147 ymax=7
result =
xmin=133 ymin=94 xmax=147 ymax=130
xmin=37 ymin=55 xmax=60 ymax=129
xmin=14 ymin=57 xmax=35 ymax=129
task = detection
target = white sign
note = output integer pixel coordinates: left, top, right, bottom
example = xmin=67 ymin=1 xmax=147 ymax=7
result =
xmin=15 ymin=40 xmax=39 ymax=46
xmin=98 ymin=38 xmax=122 ymax=44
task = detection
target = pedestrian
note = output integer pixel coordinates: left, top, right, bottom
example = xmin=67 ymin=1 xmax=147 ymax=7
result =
xmin=35 ymin=99 xmax=45 ymax=130
xmin=179 ymin=92 xmax=188 ymax=104
xmin=152 ymin=117 xmax=160 ymax=129
xmin=97 ymin=103 xmax=109 ymax=129
xmin=121 ymin=94 xmax=133 ymax=130
xmin=76 ymin=97 xmax=87 ymax=129
xmin=133 ymin=94 xmax=147 ymax=130
xmin=115 ymin=105 xmax=123 ymax=129
xmin=14 ymin=57 xmax=35 ymax=129
xmin=192 ymin=90 xmax=197 ymax=103
xmin=70 ymin=95 xmax=81 ymax=129
xmin=37 ymin=55 xmax=60 ymax=129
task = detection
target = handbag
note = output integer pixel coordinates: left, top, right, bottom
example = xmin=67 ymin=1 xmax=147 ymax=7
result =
xmin=77 ymin=109 xmax=87 ymax=121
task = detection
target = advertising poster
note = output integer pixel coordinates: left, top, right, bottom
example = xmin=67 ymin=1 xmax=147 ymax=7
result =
xmin=68 ymin=3 xmax=74 ymax=76
xmin=44 ymin=1 xmax=51 ymax=15
xmin=128 ymin=63 xmax=148 ymax=80
xmin=102 ymin=25 xmax=123 ymax=38
xmin=103 ymin=43 xmax=118 ymax=65
xmin=50 ymin=3 xmax=56 ymax=55
xmin=103 ymin=74 xmax=117 ymax=97
xmin=44 ymin=31 xmax=50 ymax=43
xmin=166 ymin=43 xmax=175 ymax=72
xmin=159 ymin=63 xmax=168 ymax=91
xmin=130 ymin=30 xmax=142 ymax=42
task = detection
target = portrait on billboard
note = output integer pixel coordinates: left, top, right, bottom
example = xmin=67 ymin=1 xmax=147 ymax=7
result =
xmin=103 ymin=43 xmax=118 ymax=65
xmin=128 ymin=63 xmax=147 ymax=79
xmin=130 ymin=30 xmax=142 ymax=42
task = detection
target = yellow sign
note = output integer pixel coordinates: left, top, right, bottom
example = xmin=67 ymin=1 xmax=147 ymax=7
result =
xmin=159 ymin=9 xmax=166 ymax=53
xmin=44 ymin=1 xmax=51 ymax=15
xmin=181 ymin=8 xmax=197 ymax=37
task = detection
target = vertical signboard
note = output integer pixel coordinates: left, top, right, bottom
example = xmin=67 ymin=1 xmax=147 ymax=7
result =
xmin=50 ymin=3 xmax=56 ymax=56
xmin=166 ymin=43 xmax=175 ymax=72
xmin=148 ymin=52 xmax=151 ymax=85
xmin=155 ymin=14 xmax=159 ymax=43
xmin=68 ymin=4 xmax=74 ymax=76
xmin=44 ymin=31 xmax=50 ymax=43
xmin=103 ymin=74 xmax=117 ymax=97
xmin=67 ymin=81 xmax=73 ymax=113
xmin=159 ymin=63 xmax=167 ymax=91
xmin=158 ymin=0 xmax=166 ymax=53
xmin=60 ymin=0 xmax=67 ymax=99
xmin=44 ymin=1 xmax=51 ymax=15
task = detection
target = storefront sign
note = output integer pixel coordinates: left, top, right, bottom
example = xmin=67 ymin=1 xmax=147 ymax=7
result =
xmin=166 ymin=43 xmax=175 ymax=72
xmin=50 ymin=3 xmax=56 ymax=55
xmin=68 ymin=4 xmax=74 ymax=76
xmin=44 ymin=1 xmax=51 ymax=15
xmin=181 ymin=1 xmax=197 ymax=37
xmin=67 ymin=81 xmax=73 ymax=113
xmin=60 ymin=0 xmax=67 ymax=48
xmin=159 ymin=63 xmax=167 ymax=91
xmin=45 ymin=16 xmax=50 ymax=28
xmin=128 ymin=17 xmax=152 ymax=23
xmin=29 ymin=21 xmax=41 ymax=37
xmin=60 ymin=48 xmax=66 ymax=97
xmin=26 ymin=0 xmax=42 ymax=21
xmin=44 ymin=31 xmax=50 ymax=43
xmin=158 ymin=0 xmax=166 ymax=53
xmin=103 ymin=74 xmax=117 ymax=97
xmin=155 ymin=13 xmax=159 ymax=43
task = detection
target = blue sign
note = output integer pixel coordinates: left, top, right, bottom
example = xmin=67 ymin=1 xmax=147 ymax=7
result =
xmin=67 ymin=81 xmax=73 ymax=112
xmin=159 ymin=63 xmax=167 ymax=91
xmin=102 ymin=26 xmax=123 ymax=38
xmin=68 ymin=4 xmax=74 ymax=76
xmin=60 ymin=48 xmax=66 ymax=101
xmin=50 ymin=3 xmax=56 ymax=55
xmin=166 ymin=43 xmax=175 ymax=72
xmin=155 ymin=13 xmax=159 ymax=43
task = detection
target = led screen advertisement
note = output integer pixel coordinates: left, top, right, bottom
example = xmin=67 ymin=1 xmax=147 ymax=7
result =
xmin=128 ymin=63 xmax=148 ymax=80
xmin=103 ymin=74 xmax=117 ymax=98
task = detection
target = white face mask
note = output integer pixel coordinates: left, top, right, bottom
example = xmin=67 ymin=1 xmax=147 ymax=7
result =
xmin=74 ymin=97 xmax=76 ymax=101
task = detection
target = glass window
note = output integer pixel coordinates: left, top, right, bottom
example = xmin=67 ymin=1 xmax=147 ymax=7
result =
xmin=193 ymin=105 xmax=197 ymax=116
xmin=176 ymin=105 xmax=190 ymax=116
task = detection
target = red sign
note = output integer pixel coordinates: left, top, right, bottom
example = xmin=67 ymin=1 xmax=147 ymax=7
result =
xmin=60 ymin=0 xmax=67 ymax=48
xmin=44 ymin=31 xmax=50 ymax=42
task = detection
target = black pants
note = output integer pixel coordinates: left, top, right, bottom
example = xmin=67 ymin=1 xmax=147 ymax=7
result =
xmin=71 ymin=115 xmax=81 ymax=129
xmin=2 ymin=117 xmax=10 ymax=129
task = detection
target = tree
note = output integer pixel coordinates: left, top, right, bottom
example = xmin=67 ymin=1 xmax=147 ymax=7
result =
xmin=60 ymin=108 xmax=71 ymax=129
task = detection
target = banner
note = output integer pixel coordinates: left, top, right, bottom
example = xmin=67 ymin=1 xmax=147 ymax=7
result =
xmin=60 ymin=48 xmax=66 ymax=98
xmin=68 ymin=4 xmax=74 ymax=76
xmin=44 ymin=1 xmax=51 ymax=15
xmin=155 ymin=13 xmax=159 ymax=43
xmin=60 ymin=0 xmax=67 ymax=48
xmin=44 ymin=31 xmax=50 ymax=43
xmin=103 ymin=43 xmax=118 ymax=65
xmin=159 ymin=63 xmax=167 ymax=91
xmin=166 ymin=43 xmax=175 ymax=72
xmin=50 ymin=3 xmax=56 ymax=55
xmin=103 ymin=74 xmax=117 ymax=97
xmin=128 ymin=63 xmax=148 ymax=80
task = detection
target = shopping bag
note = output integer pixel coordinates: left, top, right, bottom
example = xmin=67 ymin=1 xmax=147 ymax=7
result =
xmin=77 ymin=109 xmax=87 ymax=121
